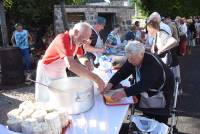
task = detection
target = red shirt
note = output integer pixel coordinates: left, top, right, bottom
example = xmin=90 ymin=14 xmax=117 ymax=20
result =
xmin=42 ymin=31 xmax=83 ymax=64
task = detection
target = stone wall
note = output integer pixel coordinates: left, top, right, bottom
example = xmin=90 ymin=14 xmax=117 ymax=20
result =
xmin=54 ymin=5 xmax=134 ymax=35
xmin=111 ymin=0 xmax=131 ymax=6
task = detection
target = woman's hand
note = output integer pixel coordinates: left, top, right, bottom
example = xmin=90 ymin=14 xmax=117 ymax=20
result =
xmin=103 ymin=83 xmax=113 ymax=93
xmin=111 ymin=89 xmax=127 ymax=102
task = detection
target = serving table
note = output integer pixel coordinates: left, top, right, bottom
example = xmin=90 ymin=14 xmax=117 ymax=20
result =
xmin=65 ymin=79 xmax=132 ymax=134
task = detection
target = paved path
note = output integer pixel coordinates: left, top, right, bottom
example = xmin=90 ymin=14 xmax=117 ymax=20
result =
xmin=176 ymin=46 xmax=200 ymax=134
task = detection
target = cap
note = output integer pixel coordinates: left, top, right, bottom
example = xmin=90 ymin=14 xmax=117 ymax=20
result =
xmin=96 ymin=16 xmax=106 ymax=25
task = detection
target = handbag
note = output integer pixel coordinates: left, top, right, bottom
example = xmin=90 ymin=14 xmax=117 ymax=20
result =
xmin=139 ymin=52 xmax=166 ymax=108
xmin=162 ymin=50 xmax=173 ymax=67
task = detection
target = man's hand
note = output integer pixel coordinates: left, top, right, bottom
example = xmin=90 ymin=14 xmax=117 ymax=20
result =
xmin=111 ymin=89 xmax=127 ymax=102
xmin=98 ymin=48 xmax=106 ymax=53
xmin=84 ymin=60 xmax=94 ymax=71
xmin=95 ymin=77 xmax=105 ymax=94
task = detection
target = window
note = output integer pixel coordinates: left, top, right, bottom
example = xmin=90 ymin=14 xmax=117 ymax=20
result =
xmin=67 ymin=13 xmax=86 ymax=23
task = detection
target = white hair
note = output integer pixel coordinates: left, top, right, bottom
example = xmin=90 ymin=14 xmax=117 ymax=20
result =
xmin=73 ymin=22 xmax=92 ymax=34
xmin=125 ymin=40 xmax=145 ymax=56
xmin=148 ymin=12 xmax=161 ymax=22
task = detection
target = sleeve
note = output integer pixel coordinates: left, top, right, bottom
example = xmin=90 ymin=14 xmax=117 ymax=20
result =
xmin=124 ymin=61 xmax=162 ymax=97
xmin=109 ymin=60 xmax=135 ymax=86
xmin=125 ymin=31 xmax=132 ymax=40
xmin=76 ymin=47 xmax=84 ymax=56
xmin=106 ymin=33 xmax=116 ymax=46
xmin=160 ymin=32 xmax=171 ymax=45
xmin=90 ymin=30 xmax=98 ymax=47
xmin=55 ymin=34 xmax=73 ymax=58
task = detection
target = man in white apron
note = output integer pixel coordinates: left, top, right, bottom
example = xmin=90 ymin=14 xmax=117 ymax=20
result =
xmin=35 ymin=22 xmax=105 ymax=102
xmin=84 ymin=16 xmax=106 ymax=65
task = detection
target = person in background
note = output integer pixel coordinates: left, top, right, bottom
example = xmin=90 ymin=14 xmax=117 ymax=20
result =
xmin=105 ymin=24 xmax=122 ymax=48
xmin=35 ymin=22 xmax=105 ymax=102
xmin=135 ymin=21 xmax=140 ymax=28
xmin=148 ymin=12 xmax=172 ymax=36
xmin=178 ymin=18 xmax=188 ymax=56
xmin=103 ymin=40 xmax=174 ymax=123
xmin=165 ymin=16 xmax=183 ymax=94
xmin=187 ymin=19 xmax=196 ymax=49
xmin=83 ymin=16 xmax=106 ymax=65
xmin=125 ymin=25 xmax=135 ymax=41
xmin=144 ymin=32 xmax=154 ymax=51
xmin=195 ymin=19 xmax=200 ymax=45
xmin=143 ymin=20 xmax=154 ymax=50
xmin=146 ymin=20 xmax=177 ymax=66
xmin=11 ymin=23 xmax=32 ymax=83
xmin=134 ymin=21 xmax=143 ymax=42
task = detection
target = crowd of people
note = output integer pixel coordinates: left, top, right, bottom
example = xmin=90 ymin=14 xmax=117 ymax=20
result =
xmin=11 ymin=13 xmax=200 ymax=125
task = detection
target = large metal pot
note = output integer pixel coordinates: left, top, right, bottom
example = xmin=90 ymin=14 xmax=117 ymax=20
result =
xmin=48 ymin=77 xmax=94 ymax=115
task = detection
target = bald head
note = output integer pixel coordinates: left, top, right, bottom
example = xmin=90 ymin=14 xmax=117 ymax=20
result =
xmin=148 ymin=12 xmax=161 ymax=23
xmin=72 ymin=22 xmax=92 ymax=47
xmin=73 ymin=22 xmax=92 ymax=36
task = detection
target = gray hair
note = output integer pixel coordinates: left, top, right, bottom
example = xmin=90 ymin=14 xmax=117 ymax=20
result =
xmin=73 ymin=22 xmax=92 ymax=34
xmin=148 ymin=12 xmax=161 ymax=23
xmin=125 ymin=40 xmax=145 ymax=56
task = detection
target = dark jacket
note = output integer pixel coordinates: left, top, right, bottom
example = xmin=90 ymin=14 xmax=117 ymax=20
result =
xmin=85 ymin=29 xmax=98 ymax=61
xmin=90 ymin=29 xmax=98 ymax=47
xmin=109 ymin=52 xmax=174 ymax=107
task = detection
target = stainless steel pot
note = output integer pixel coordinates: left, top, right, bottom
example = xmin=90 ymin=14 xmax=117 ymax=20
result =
xmin=48 ymin=77 xmax=94 ymax=114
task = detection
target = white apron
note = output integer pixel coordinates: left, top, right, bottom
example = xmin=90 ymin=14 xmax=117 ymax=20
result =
xmin=92 ymin=28 xmax=104 ymax=64
xmin=35 ymin=59 xmax=67 ymax=102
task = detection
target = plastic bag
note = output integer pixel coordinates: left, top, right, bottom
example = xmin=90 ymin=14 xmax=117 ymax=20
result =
xmin=130 ymin=115 xmax=168 ymax=134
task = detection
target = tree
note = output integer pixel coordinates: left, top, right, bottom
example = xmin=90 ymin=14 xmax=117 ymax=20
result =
xmin=131 ymin=0 xmax=200 ymax=18
xmin=0 ymin=0 xmax=9 ymax=47
xmin=1 ymin=0 xmax=86 ymax=42
xmin=4 ymin=0 xmax=86 ymax=27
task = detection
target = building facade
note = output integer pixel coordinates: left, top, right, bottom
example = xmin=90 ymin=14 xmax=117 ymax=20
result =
xmin=54 ymin=0 xmax=134 ymax=41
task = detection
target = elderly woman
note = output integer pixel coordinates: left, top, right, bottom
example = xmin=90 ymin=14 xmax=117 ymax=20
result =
xmin=105 ymin=24 xmax=122 ymax=48
xmin=147 ymin=20 xmax=177 ymax=66
xmin=104 ymin=40 xmax=174 ymax=123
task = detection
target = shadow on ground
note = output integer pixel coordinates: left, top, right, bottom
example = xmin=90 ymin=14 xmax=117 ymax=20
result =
xmin=177 ymin=46 xmax=200 ymax=119
xmin=0 ymin=94 xmax=22 ymax=125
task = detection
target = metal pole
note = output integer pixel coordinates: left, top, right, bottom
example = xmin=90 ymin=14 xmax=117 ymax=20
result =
xmin=60 ymin=0 xmax=68 ymax=31
xmin=0 ymin=0 xmax=9 ymax=48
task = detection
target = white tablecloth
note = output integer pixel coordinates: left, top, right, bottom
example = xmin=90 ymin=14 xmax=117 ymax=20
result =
xmin=65 ymin=79 xmax=131 ymax=134
xmin=65 ymin=95 xmax=129 ymax=134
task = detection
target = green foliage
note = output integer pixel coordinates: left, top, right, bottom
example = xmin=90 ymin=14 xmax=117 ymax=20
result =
xmin=65 ymin=0 xmax=86 ymax=5
xmin=3 ymin=0 xmax=13 ymax=8
xmin=4 ymin=0 xmax=86 ymax=27
xmin=131 ymin=0 xmax=200 ymax=18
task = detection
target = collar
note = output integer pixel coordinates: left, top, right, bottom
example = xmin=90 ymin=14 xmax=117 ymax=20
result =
xmin=68 ymin=31 xmax=73 ymax=49
xmin=68 ymin=31 xmax=79 ymax=57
